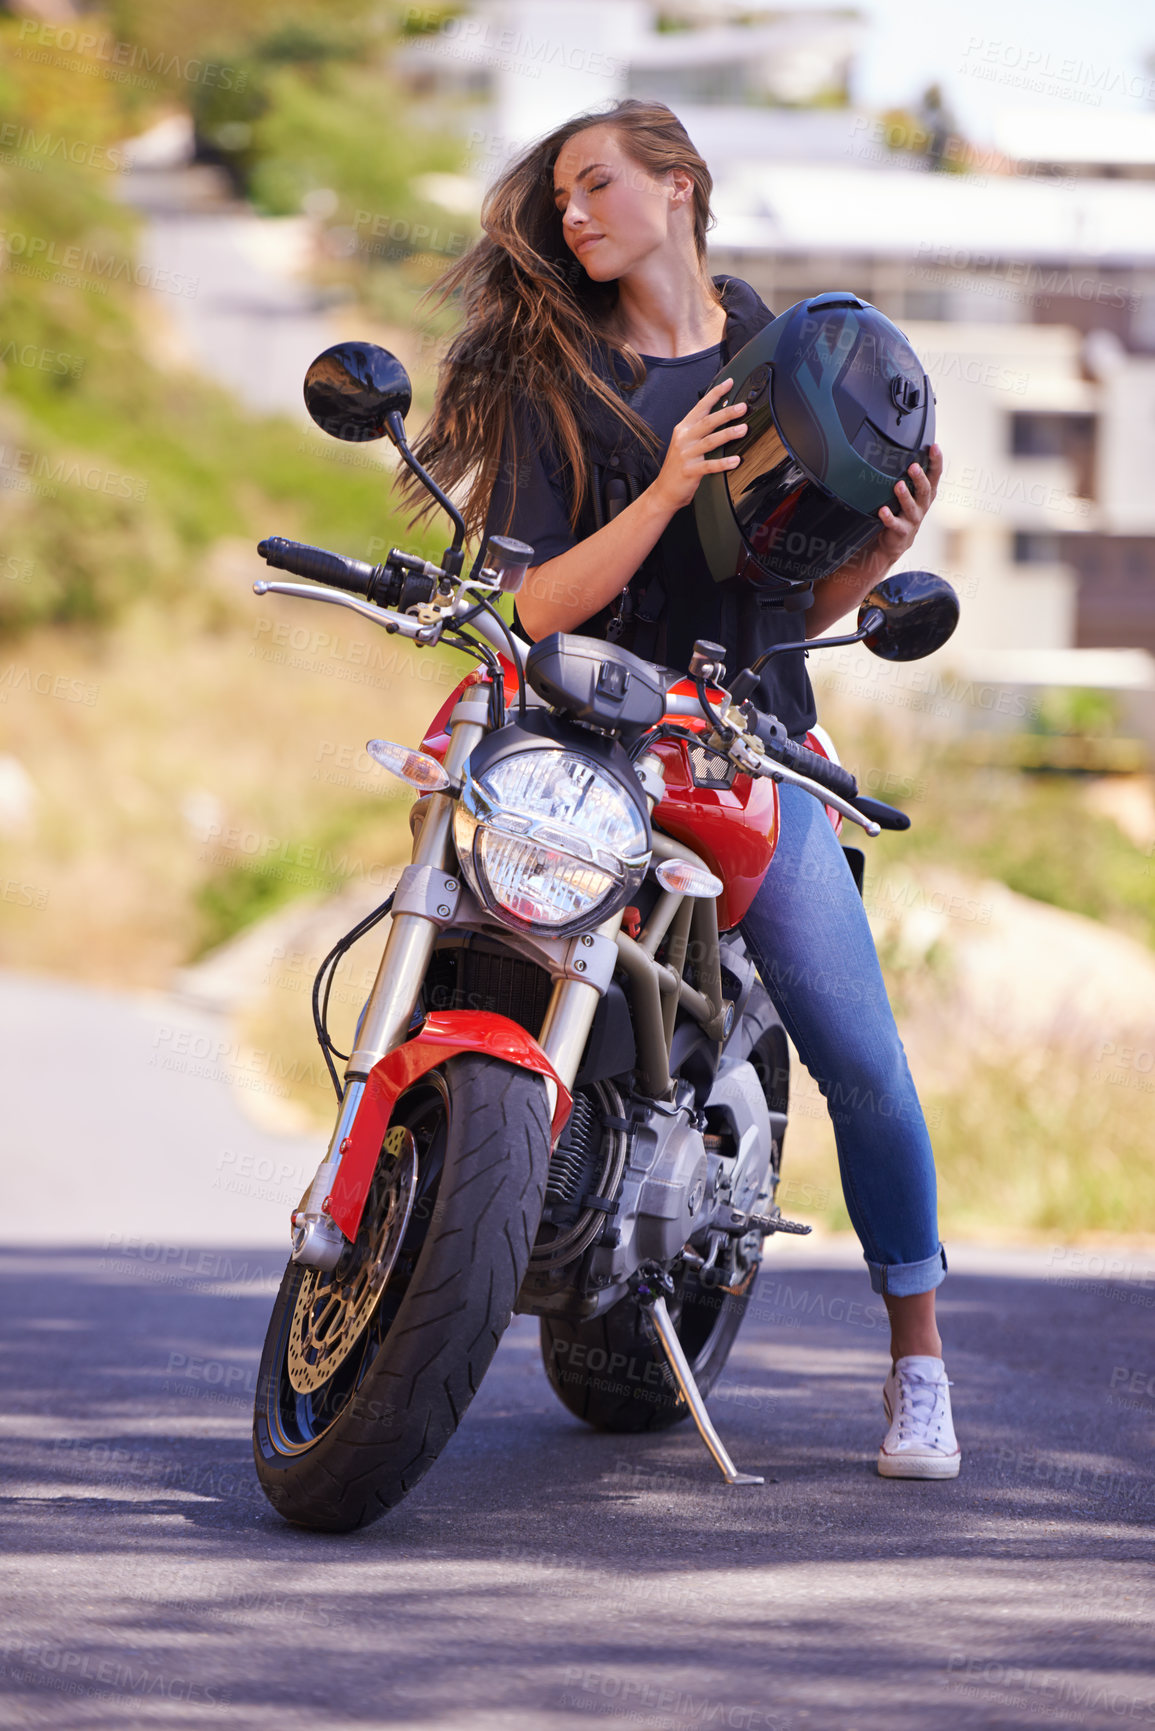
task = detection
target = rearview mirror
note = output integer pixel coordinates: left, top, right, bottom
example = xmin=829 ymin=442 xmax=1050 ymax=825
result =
xmin=859 ymin=571 xmax=959 ymax=662
xmin=303 ymin=342 xmax=412 ymax=446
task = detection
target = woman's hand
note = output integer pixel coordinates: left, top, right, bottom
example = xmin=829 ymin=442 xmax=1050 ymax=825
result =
xmin=651 ymin=377 xmax=748 ymax=515
xmin=805 ymin=443 xmax=944 ymax=636
xmin=874 ymin=442 xmax=943 ymax=564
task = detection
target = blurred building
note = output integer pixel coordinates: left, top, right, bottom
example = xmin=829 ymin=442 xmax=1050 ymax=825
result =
xmin=396 ymin=1 xmax=864 ymax=123
xmin=395 ymin=0 xmax=1155 ymax=718
xmin=701 ymin=146 xmax=1155 ymax=664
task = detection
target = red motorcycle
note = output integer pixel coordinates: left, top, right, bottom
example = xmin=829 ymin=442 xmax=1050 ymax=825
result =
xmin=248 ymin=341 xmax=958 ymax=1531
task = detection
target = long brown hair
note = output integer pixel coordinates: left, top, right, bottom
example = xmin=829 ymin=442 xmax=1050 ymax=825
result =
xmin=399 ymin=98 xmax=719 ymax=541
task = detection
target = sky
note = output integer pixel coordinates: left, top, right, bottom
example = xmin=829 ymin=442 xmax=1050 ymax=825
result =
xmin=818 ymin=0 xmax=1155 ymax=141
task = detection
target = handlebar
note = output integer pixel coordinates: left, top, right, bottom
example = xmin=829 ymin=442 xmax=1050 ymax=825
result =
xmin=258 ymin=536 xmax=383 ymax=596
xmin=744 ymin=707 xmax=860 ymax=803
xmin=740 ymin=703 xmax=909 ymax=828
xmin=253 ymin=546 xmax=910 ymax=830
xmin=848 ymin=795 xmax=910 ymax=833
xmin=775 ymin=737 xmax=860 ymax=803
xmin=257 ymin=536 xmax=438 ymax=611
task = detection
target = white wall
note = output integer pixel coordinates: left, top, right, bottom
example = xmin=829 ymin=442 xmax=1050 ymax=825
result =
xmin=482 ymin=0 xmax=643 ymax=160
xmin=898 ymin=321 xmax=1094 ymax=651
xmin=1094 ymin=355 xmax=1155 ymax=535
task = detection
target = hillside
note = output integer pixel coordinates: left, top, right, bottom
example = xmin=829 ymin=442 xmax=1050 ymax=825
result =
xmin=2 ymin=6 xmax=1152 ymax=1244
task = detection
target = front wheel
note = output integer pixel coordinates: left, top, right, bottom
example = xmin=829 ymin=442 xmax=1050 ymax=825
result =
xmin=253 ymin=1053 xmax=551 ymax=1531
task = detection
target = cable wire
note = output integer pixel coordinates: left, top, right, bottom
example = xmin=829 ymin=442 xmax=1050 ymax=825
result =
xmin=471 ymin=596 xmax=528 ymax=719
xmin=312 ymin=892 xmax=395 ymax=1099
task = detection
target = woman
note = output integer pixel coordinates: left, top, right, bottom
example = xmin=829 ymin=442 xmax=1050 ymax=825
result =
xmin=403 ymin=98 xmax=958 ymax=1479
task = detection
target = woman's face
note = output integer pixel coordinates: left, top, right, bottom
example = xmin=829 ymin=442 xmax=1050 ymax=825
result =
xmin=551 ymin=124 xmax=692 ymax=282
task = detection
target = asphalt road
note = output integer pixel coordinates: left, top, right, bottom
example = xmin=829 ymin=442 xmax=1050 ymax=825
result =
xmin=3 ymin=972 xmax=1154 ymax=1728
xmin=4 ymin=1242 xmax=1155 ymax=1729
xmin=1 ymin=970 xmax=313 ymax=1247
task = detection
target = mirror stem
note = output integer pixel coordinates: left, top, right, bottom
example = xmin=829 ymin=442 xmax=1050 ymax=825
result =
xmin=750 ymin=618 xmax=875 ymax=673
xmin=387 ymin=414 xmax=466 ymax=551
xmin=728 ymin=613 xmax=882 ymax=704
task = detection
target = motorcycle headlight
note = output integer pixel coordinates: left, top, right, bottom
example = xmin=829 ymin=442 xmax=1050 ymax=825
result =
xmin=453 ymin=749 xmax=650 ymax=935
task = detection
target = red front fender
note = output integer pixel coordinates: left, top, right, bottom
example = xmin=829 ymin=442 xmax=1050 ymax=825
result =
xmin=328 ymin=1011 xmax=573 ymax=1241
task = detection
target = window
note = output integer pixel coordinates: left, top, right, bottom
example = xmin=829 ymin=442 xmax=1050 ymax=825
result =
xmin=1009 ymin=413 xmax=1095 ymax=458
xmin=1009 ymin=413 xmax=1096 ymax=499
xmin=1013 ymin=532 xmax=1062 ymax=564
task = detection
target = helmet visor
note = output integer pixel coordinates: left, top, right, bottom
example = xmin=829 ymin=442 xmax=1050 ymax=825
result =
xmin=726 ymin=416 xmax=882 ymax=589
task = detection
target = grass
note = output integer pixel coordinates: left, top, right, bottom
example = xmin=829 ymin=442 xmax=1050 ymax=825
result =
xmin=0 ymin=591 xmax=453 ymax=986
xmin=927 ymin=1046 xmax=1155 ymax=1237
xmin=748 ymin=682 xmax=1155 ymax=1242
xmin=892 ymin=770 xmax=1155 ymax=949
xmin=192 ymin=798 xmax=412 ymax=958
xmin=778 ymin=1023 xmax=1155 ymax=1243
xmin=0 ymin=14 xmax=481 ymax=983
xmin=813 ymin=683 xmax=1155 ymax=950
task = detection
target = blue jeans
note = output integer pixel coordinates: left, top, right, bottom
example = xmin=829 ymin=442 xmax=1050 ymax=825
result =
xmin=738 ymin=781 xmax=947 ymax=1298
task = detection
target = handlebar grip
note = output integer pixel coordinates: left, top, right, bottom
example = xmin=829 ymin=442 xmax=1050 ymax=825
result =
xmin=747 ymin=710 xmax=860 ymax=802
xmin=779 ymin=739 xmax=859 ymax=802
xmin=852 ymin=795 xmax=910 ymax=832
xmin=258 ymin=537 xmax=381 ymax=596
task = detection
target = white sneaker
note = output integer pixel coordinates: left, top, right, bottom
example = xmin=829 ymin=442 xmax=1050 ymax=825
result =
xmin=877 ymin=1354 xmax=961 ymax=1479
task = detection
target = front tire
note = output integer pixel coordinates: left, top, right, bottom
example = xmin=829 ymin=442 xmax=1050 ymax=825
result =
xmin=253 ymin=1053 xmax=550 ymax=1531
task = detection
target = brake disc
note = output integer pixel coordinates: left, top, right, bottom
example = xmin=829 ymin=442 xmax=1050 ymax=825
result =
xmin=287 ymin=1126 xmax=418 ymax=1395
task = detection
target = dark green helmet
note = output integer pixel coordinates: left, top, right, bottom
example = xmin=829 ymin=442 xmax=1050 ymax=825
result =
xmin=694 ymin=292 xmax=935 ymax=595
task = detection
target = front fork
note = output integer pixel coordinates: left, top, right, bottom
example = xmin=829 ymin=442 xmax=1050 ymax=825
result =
xmin=290 ymin=691 xmax=620 ymax=1270
xmin=291 ymin=694 xmax=484 ymax=1268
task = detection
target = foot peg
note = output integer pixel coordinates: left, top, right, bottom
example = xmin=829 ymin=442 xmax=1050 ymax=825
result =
xmin=726 ymin=1208 xmax=812 ymax=1238
xmin=633 ymin=1270 xmax=764 ymax=1487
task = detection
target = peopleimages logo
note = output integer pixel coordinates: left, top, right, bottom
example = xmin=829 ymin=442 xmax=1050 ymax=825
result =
xmin=913 ymin=244 xmax=1139 ymax=312
xmin=402 ymin=7 xmax=622 ymax=79
xmin=0 ymin=443 xmax=147 ymax=501
xmin=0 ymin=123 xmax=126 ymax=173
xmin=13 ymin=19 xmax=248 ymax=91
xmin=0 ymin=230 xmax=199 ymax=298
xmin=0 ymin=341 xmax=85 ymax=378
xmin=959 ymin=36 xmax=1155 ymax=106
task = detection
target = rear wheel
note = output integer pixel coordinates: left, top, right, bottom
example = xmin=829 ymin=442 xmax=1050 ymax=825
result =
xmin=540 ymin=1263 xmax=758 ymax=1433
xmin=541 ymin=985 xmax=782 ymax=1434
xmin=253 ymin=1053 xmax=550 ymax=1531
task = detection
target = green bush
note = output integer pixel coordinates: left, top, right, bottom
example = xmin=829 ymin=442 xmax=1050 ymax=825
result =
xmin=0 ymin=13 xmax=450 ymax=633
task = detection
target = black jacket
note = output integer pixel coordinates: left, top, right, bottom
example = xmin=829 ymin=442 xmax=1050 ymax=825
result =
xmin=516 ymin=273 xmax=817 ymax=738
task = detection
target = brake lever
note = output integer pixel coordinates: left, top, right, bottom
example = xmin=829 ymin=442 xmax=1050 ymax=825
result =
xmin=688 ymin=688 xmax=881 ymax=838
xmin=750 ymin=753 xmax=881 ymax=837
xmin=253 ymin=578 xmax=421 ymax=636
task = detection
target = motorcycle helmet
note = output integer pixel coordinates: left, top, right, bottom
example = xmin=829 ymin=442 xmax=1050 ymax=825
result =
xmin=694 ymin=292 xmax=935 ymax=596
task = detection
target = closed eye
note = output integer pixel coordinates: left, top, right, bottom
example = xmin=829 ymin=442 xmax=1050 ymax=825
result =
xmin=554 ymin=178 xmax=611 ymax=211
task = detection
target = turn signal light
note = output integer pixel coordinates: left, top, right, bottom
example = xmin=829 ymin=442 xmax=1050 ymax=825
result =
xmin=654 ymin=858 xmax=723 ymax=899
xmin=366 ymin=739 xmax=451 ymax=792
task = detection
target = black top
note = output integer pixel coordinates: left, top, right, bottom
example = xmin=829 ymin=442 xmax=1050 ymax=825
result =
xmin=484 ymin=344 xmax=724 ymax=567
xmin=482 ymin=276 xmax=818 ymax=738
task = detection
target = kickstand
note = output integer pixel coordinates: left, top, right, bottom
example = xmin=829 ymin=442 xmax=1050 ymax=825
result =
xmin=638 ymin=1282 xmax=764 ymax=1487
